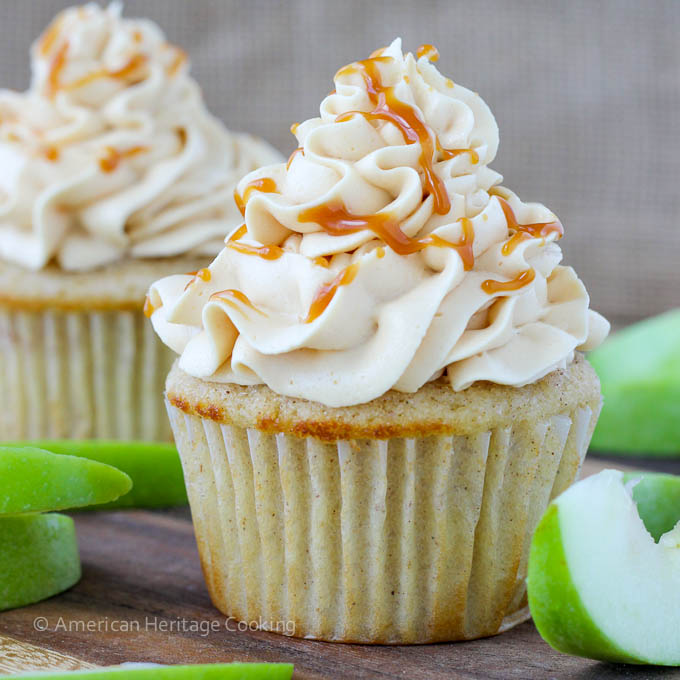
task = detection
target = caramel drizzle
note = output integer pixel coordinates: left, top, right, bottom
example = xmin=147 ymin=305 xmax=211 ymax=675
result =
xmin=416 ymin=44 xmax=440 ymax=61
xmin=495 ymin=197 xmax=563 ymax=255
xmin=99 ymin=145 xmax=148 ymax=173
xmin=44 ymin=146 xmax=60 ymax=162
xmin=210 ymin=289 xmax=264 ymax=315
xmin=297 ymin=201 xmax=475 ymax=269
xmin=38 ymin=14 xmax=65 ymax=56
xmin=305 ymin=263 xmax=359 ymax=323
xmin=183 ymin=267 xmax=212 ymax=291
xmin=46 ymin=42 xmax=69 ymax=98
xmin=226 ymin=223 xmax=284 ymax=261
xmin=143 ymin=295 xmax=158 ymax=318
xmin=233 ymin=177 xmax=278 ymax=217
xmin=481 ymin=268 xmax=536 ymax=295
xmin=166 ymin=47 xmax=187 ymax=76
xmin=335 ymin=57 xmax=451 ymax=215
xmin=287 ymin=147 xmax=304 ymax=169
xmin=46 ymin=39 xmax=148 ymax=98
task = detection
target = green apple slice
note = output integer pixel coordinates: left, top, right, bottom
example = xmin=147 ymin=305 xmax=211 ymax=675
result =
xmin=589 ymin=308 xmax=680 ymax=456
xmin=4 ymin=441 xmax=187 ymax=509
xmin=528 ymin=469 xmax=680 ymax=665
xmin=0 ymin=446 xmax=132 ymax=515
xmin=13 ymin=663 xmax=294 ymax=679
xmin=0 ymin=513 xmax=81 ymax=611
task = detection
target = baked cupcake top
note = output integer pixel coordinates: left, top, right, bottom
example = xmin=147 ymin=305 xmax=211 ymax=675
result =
xmin=0 ymin=2 xmax=281 ymax=271
xmin=148 ymin=38 xmax=609 ymax=407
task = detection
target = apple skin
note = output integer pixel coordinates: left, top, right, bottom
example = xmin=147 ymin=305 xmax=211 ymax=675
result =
xmin=528 ymin=503 xmax=641 ymax=664
xmin=528 ymin=469 xmax=680 ymax=665
xmin=589 ymin=308 xmax=680 ymax=457
xmin=3 ymin=441 xmax=187 ymax=509
xmin=11 ymin=663 xmax=294 ymax=679
xmin=0 ymin=446 xmax=132 ymax=515
xmin=0 ymin=513 xmax=80 ymax=611
xmin=624 ymin=471 xmax=680 ymax=541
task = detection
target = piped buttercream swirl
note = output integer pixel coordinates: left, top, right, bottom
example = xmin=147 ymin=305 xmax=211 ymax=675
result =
xmin=148 ymin=38 xmax=609 ymax=407
xmin=0 ymin=2 xmax=282 ymax=271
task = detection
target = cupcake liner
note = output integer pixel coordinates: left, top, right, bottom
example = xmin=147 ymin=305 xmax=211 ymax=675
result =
xmin=0 ymin=305 xmax=173 ymax=440
xmin=166 ymin=400 xmax=598 ymax=643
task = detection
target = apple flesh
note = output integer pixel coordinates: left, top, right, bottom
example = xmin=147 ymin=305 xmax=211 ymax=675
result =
xmin=0 ymin=446 xmax=132 ymax=515
xmin=4 ymin=441 xmax=187 ymax=509
xmin=12 ymin=663 xmax=294 ymax=679
xmin=0 ymin=513 xmax=81 ymax=611
xmin=528 ymin=469 xmax=680 ymax=665
xmin=589 ymin=309 xmax=680 ymax=456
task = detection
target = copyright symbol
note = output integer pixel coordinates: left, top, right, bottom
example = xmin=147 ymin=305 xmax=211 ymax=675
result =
xmin=33 ymin=617 xmax=48 ymax=632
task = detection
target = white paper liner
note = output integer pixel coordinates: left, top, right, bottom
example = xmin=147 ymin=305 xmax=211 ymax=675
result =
xmin=0 ymin=306 xmax=173 ymax=440
xmin=167 ymin=401 xmax=597 ymax=643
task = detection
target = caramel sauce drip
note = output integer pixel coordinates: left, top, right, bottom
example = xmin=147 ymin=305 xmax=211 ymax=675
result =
xmin=481 ymin=268 xmax=535 ymax=295
xmin=496 ymin=197 xmax=563 ymax=255
xmin=305 ymin=263 xmax=359 ymax=323
xmin=44 ymin=146 xmax=60 ymax=162
xmin=226 ymin=221 xmax=284 ymax=261
xmin=47 ymin=41 xmax=149 ymax=98
xmin=143 ymin=295 xmax=158 ymax=318
xmin=228 ymin=224 xmax=248 ymax=242
xmin=233 ymin=177 xmax=278 ymax=217
xmin=63 ymin=53 xmax=148 ymax=92
xmin=183 ymin=267 xmax=212 ymax=291
xmin=46 ymin=42 xmax=69 ymax=98
xmin=99 ymin=145 xmax=148 ymax=173
xmin=38 ymin=15 xmax=64 ymax=56
xmin=439 ymin=144 xmax=479 ymax=164
xmin=298 ymin=201 xmax=474 ymax=268
xmin=416 ymin=44 xmax=440 ymax=61
xmin=421 ymin=217 xmax=475 ymax=271
xmin=210 ymin=289 xmax=264 ymax=315
xmin=287 ymin=147 xmax=304 ymax=170
xmin=228 ymin=239 xmax=284 ymax=261
xmin=167 ymin=47 xmax=187 ymax=76
xmin=335 ymin=57 xmax=450 ymax=215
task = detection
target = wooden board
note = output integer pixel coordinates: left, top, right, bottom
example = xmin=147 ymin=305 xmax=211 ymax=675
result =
xmin=1 ymin=456 xmax=679 ymax=679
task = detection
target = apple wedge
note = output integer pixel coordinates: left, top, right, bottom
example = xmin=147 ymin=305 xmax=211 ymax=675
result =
xmin=589 ymin=308 xmax=680 ymax=456
xmin=0 ymin=446 xmax=132 ymax=515
xmin=0 ymin=513 xmax=81 ymax=611
xmin=12 ymin=663 xmax=294 ymax=679
xmin=528 ymin=469 xmax=680 ymax=665
xmin=4 ymin=441 xmax=187 ymax=509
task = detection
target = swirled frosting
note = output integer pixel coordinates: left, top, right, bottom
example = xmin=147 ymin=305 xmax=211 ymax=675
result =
xmin=0 ymin=3 xmax=281 ymax=271
xmin=148 ymin=38 xmax=609 ymax=407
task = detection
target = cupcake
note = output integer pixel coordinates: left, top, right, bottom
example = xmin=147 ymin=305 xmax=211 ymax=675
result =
xmin=0 ymin=4 xmax=281 ymax=440
xmin=148 ymin=39 xmax=610 ymax=642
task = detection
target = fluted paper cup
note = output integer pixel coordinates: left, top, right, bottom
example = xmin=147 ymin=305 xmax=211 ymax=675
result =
xmin=165 ymin=355 xmax=601 ymax=643
xmin=0 ymin=256 xmax=206 ymax=441
xmin=0 ymin=306 xmax=174 ymax=440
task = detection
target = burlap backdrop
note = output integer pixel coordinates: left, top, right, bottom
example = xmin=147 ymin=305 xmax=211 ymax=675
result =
xmin=1 ymin=0 xmax=678 ymax=324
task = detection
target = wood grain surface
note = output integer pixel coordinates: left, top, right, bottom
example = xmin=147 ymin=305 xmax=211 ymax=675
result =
xmin=0 ymin=455 xmax=679 ymax=679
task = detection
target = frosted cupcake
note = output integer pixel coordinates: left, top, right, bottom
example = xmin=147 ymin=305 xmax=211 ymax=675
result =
xmin=148 ymin=39 xmax=609 ymax=642
xmin=0 ymin=4 xmax=281 ymax=440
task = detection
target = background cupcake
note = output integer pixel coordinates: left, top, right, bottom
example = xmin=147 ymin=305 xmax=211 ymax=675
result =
xmin=149 ymin=39 xmax=609 ymax=642
xmin=0 ymin=3 xmax=281 ymax=440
